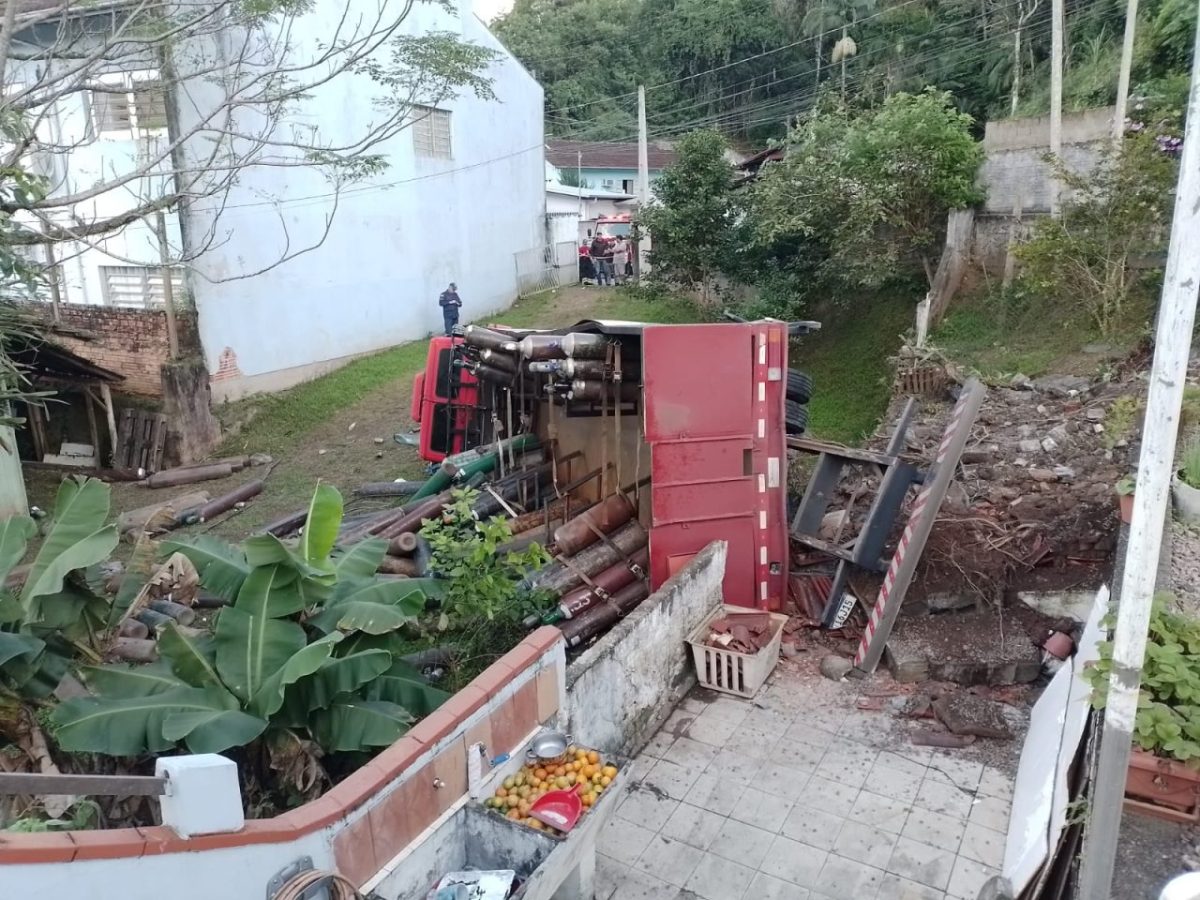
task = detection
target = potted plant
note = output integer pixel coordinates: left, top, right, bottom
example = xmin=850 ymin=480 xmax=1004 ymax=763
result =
xmin=1116 ymin=475 xmax=1136 ymax=525
xmin=1173 ymin=439 xmax=1200 ymax=525
xmin=1086 ymin=598 xmax=1200 ymax=823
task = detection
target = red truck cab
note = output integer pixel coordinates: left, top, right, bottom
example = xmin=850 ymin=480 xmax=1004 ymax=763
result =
xmin=409 ymin=336 xmax=480 ymax=463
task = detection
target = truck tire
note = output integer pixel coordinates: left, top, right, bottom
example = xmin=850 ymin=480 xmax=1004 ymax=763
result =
xmin=787 ymin=369 xmax=814 ymax=404
xmin=785 ymin=399 xmax=808 ymax=435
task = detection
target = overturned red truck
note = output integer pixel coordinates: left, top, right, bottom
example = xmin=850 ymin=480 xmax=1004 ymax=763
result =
xmin=409 ymin=317 xmax=816 ymax=640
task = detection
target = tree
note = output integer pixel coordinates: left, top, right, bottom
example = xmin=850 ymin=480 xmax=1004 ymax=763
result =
xmin=0 ymin=0 xmax=499 ymax=281
xmin=749 ymin=91 xmax=983 ymax=291
xmin=638 ymin=129 xmax=740 ymax=301
xmin=1016 ymin=130 xmax=1179 ymax=335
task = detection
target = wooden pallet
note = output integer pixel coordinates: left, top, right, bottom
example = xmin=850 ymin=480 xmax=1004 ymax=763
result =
xmin=116 ymin=409 xmax=167 ymax=473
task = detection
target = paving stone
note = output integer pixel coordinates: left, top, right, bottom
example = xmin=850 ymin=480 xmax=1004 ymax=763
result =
xmin=866 ymin=763 xmax=923 ymax=804
xmin=659 ymin=801 xmax=726 ymax=851
xmin=682 ymin=851 xmax=756 ymax=900
xmin=687 ymin=713 xmax=742 ymax=747
xmin=933 ymin=695 xmax=1014 ymax=740
xmin=773 ymin=739 xmax=826 ymax=772
xmin=602 ymin=816 xmax=659 ymax=866
xmin=802 ymin=774 xmax=860 ymax=812
xmin=946 ymin=855 xmax=999 ymax=900
xmin=874 ymin=751 xmax=929 ymax=778
xmin=684 ymin=772 xmax=745 ymax=817
xmin=597 ymin=853 xmax=630 ymax=900
xmin=639 ymin=730 xmax=677 ymax=759
xmin=703 ymin=695 xmax=754 ymax=724
xmin=632 ymin=834 xmax=705 ymax=887
xmin=665 ymin=735 xmax=720 ymax=770
xmin=915 ymin=777 xmax=976 ymax=820
xmin=709 ymin=816 xmax=775 ymax=870
xmin=741 ymin=706 xmax=793 ymax=739
xmin=730 ymin=786 xmax=794 ymax=832
xmin=833 ymin=820 xmax=897 ymax=869
xmin=887 ymin=836 xmax=956 ymax=891
xmin=902 ymin=806 xmax=964 ymax=853
xmin=782 ymin=720 xmax=840 ymax=750
xmin=848 ymin=789 xmax=911 ymax=834
xmin=608 ymin=866 xmax=681 ymax=900
xmin=977 ymin=767 xmax=1015 ymax=802
xmin=742 ymin=871 xmax=813 ymax=900
xmin=706 ymin=748 xmax=761 ymax=785
xmin=925 ymin=754 xmax=985 ymax=791
xmin=814 ymin=755 xmax=871 ymax=790
xmin=759 ymin=833 xmax=829 ymax=889
xmin=875 ymin=872 xmax=947 ymax=900
xmin=640 ymin=757 xmax=705 ymax=801
xmin=617 ymin=784 xmax=680 ymax=833
xmin=781 ymin=802 xmax=846 ymax=850
xmin=817 ymin=853 xmax=887 ymax=899
xmin=967 ymin=794 xmax=1012 ymax=833
xmin=958 ymin=821 xmax=1006 ymax=868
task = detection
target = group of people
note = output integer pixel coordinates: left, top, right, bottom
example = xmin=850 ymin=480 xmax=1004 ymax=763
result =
xmin=579 ymin=232 xmax=633 ymax=287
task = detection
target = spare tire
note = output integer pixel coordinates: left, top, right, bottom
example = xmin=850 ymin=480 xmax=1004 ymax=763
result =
xmin=785 ymin=399 xmax=808 ymax=435
xmin=787 ymin=369 xmax=814 ymax=404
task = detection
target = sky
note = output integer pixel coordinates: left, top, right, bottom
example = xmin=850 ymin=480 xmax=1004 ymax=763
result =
xmin=474 ymin=0 xmax=514 ymax=22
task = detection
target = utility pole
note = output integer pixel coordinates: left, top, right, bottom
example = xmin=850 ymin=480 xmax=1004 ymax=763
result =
xmin=1049 ymin=0 xmax=1064 ymax=216
xmin=154 ymin=209 xmax=180 ymax=360
xmin=1078 ymin=7 xmax=1200 ymax=895
xmin=1113 ymin=0 xmax=1140 ymax=144
xmin=636 ymin=85 xmax=650 ymax=277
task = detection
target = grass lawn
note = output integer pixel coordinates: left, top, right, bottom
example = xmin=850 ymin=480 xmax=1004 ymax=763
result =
xmin=933 ymin=288 xmax=1151 ymax=379
xmin=797 ymin=291 xmax=916 ymax=445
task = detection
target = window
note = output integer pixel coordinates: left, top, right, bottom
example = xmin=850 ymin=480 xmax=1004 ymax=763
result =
xmin=412 ymin=107 xmax=452 ymax=159
xmin=91 ymin=75 xmax=168 ymax=136
xmin=601 ymin=178 xmax=615 ymax=190
xmin=100 ymin=265 xmax=184 ymax=308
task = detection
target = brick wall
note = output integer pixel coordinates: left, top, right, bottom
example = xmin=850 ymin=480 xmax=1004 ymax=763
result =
xmin=43 ymin=304 xmax=201 ymax=398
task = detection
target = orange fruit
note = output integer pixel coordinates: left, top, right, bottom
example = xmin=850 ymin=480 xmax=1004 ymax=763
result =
xmin=567 ymin=772 xmax=577 ymax=785
xmin=534 ymin=767 xmax=547 ymax=781
xmin=527 ymin=818 xmax=544 ymax=830
xmin=506 ymin=809 xmax=521 ymax=820
xmin=553 ymin=765 xmax=566 ymax=777
xmin=602 ymin=765 xmax=618 ymax=779
xmin=600 ymin=775 xmax=612 ymax=787
xmin=587 ymin=750 xmax=600 ymax=765
xmin=495 ymin=787 xmax=507 ymax=798
xmin=555 ymin=776 xmax=570 ymax=789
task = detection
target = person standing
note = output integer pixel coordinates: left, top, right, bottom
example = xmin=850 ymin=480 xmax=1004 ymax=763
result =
xmin=612 ymin=237 xmax=629 ymax=285
xmin=439 ymin=282 xmax=462 ymax=335
xmin=589 ymin=234 xmax=609 ymax=285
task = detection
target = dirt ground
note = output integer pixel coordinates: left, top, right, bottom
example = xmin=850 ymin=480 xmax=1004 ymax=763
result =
xmin=24 ymin=285 xmax=627 ymax=545
xmin=1114 ymin=817 xmax=1199 ymax=899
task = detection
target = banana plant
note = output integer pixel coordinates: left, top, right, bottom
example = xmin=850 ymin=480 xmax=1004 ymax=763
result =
xmin=0 ymin=477 xmax=120 ymax=699
xmin=51 ymin=483 xmax=450 ymax=756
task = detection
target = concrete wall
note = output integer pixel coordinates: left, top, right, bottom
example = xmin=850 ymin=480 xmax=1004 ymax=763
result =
xmin=566 ymin=541 xmax=727 ymax=756
xmin=177 ymin=1 xmax=545 ymax=401
xmin=39 ymin=304 xmax=200 ymax=397
xmin=978 ymin=106 xmax=1114 ymax=215
xmin=0 ymin=628 xmax=566 ymax=899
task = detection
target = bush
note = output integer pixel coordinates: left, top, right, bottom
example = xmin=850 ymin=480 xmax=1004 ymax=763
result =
xmin=1016 ymin=130 xmax=1179 ymax=336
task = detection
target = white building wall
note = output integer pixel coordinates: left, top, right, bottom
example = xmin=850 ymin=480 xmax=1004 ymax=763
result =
xmin=9 ymin=53 xmax=184 ymax=307
xmin=175 ymin=1 xmax=544 ymax=400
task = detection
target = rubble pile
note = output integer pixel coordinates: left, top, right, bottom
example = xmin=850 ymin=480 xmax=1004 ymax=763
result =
xmin=876 ymin=371 xmax=1142 ymax=599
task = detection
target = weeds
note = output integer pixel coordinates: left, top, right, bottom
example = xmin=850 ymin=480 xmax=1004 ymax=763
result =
xmin=1179 ymin=439 xmax=1200 ymax=489
xmin=1104 ymin=396 xmax=1143 ymax=449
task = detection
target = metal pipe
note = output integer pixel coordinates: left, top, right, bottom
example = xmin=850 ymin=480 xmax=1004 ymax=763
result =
xmin=524 ymin=520 xmax=648 ymax=596
xmin=552 ymin=493 xmax=636 ymax=556
xmin=558 ymin=580 xmax=651 ymax=648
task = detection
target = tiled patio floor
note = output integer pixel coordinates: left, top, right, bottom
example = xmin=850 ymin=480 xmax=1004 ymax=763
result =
xmin=597 ymin=665 xmax=1018 ymax=900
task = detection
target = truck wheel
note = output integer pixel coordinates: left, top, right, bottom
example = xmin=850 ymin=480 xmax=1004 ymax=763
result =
xmin=785 ymin=399 xmax=808 ymax=435
xmin=787 ymin=369 xmax=814 ymax=404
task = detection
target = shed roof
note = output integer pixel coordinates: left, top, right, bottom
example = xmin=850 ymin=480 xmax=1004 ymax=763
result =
xmin=10 ymin=340 xmax=124 ymax=385
xmin=546 ymin=140 xmax=678 ymax=171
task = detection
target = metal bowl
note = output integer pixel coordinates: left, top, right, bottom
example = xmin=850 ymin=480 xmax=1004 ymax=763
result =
xmin=527 ymin=729 xmax=571 ymax=762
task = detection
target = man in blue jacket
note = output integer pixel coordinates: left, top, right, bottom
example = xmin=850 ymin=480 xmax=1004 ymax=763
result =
xmin=439 ymin=282 xmax=462 ymax=335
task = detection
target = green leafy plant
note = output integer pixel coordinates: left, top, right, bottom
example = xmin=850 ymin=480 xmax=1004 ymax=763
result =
xmin=1017 ymin=131 xmax=1179 ymax=336
xmin=0 ymin=477 xmax=122 ymax=700
xmin=4 ymin=799 xmax=100 ymax=833
xmin=1115 ymin=475 xmax=1136 ymax=497
xmin=51 ymin=484 xmax=449 ymax=760
xmin=1086 ymin=597 xmax=1200 ymax=763
xmin=1104 ymin=396 xmax=1143 ymax=450
xmin=1179 ymin=439 xmax=1200 ymax=490
xmin=419 ymin=488 xmax=550 ymax=627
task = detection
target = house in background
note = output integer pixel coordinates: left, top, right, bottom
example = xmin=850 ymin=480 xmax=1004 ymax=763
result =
xmin=544 ymin=162 xmax=635 ymax=246
xmin=545 ymin=140 xmax=677 ymax=195
xmin=11 ymin=0 xmax=545 ymax=403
